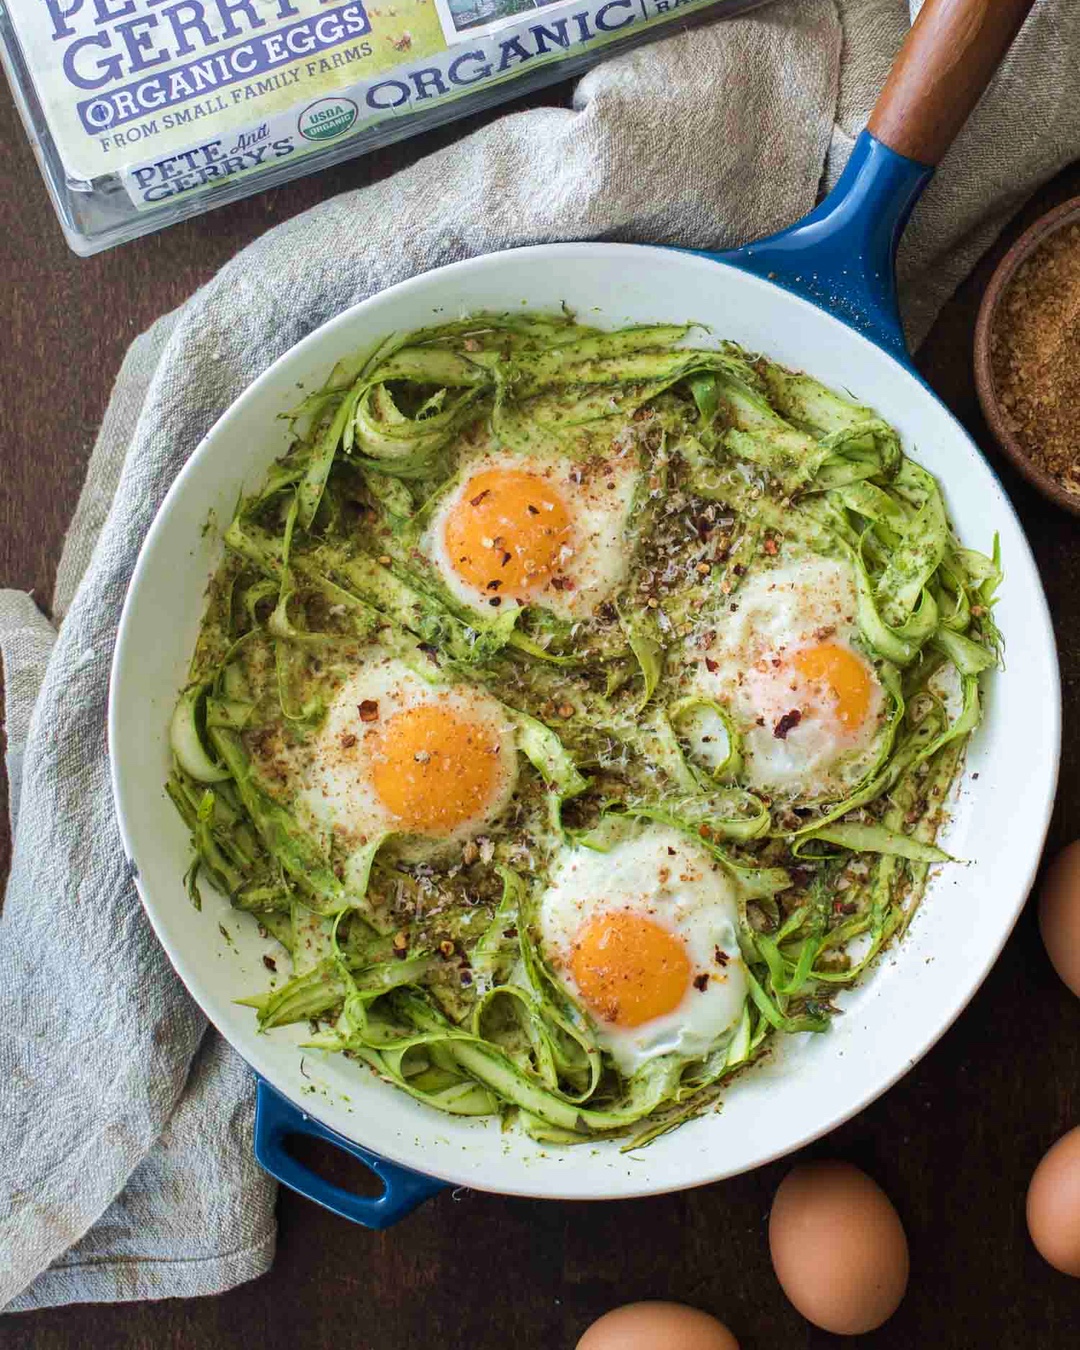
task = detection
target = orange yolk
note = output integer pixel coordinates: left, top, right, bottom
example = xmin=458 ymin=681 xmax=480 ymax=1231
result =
xmin=570 ymin=912 xmax=692 ymax=1028
xmin=370 ymin=704 xmax=503 ymax=835
xmin=442 ymin=468 xmax=572 ymax=599
xmin=792 ymin=641 xmax=874 ymax=731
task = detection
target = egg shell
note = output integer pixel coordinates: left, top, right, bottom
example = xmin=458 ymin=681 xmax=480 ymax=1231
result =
xmin=1026 ymin=1125 xmax=1080 ymax=1276
xmin=576 ymin=1302 xmax=739 ymax=1350
xmin=1038 ymin=841 xmax=1080 ymax=998
xmin=769 ymin=1160 xmax=909 ymax=1335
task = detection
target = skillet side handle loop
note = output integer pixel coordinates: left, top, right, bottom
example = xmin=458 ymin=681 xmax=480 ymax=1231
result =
xmin=253 ymin=1078 xmax=445 ymax=1229
xmin=868 ymin=0 xmax=1037 ymax=166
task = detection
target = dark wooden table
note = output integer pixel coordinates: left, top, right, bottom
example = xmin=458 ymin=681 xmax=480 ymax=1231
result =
xmin=3 ymin=73 xmax=1080 ymax=1349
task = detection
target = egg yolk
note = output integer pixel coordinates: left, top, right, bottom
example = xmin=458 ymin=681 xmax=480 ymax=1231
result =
xmin=570 ymin=912 xmax=692 ymax=1027
xmin=370 ymin=704 xmax=503 ymax=835
xmin=442 ymin=468 xmax=572 ymax=599
xmin=792 ymin=642 xmax=874 ymax=730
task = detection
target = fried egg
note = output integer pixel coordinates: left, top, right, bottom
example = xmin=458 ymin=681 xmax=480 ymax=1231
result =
xmin=680 ymin=555 xmax=884 ymax=800
xmin=539 ymin=825 xmax=747 ymax=1075
xmin=425 ymin=449 xmax=640 ymax=620
xmin=298 ymin=657 xmax=517 ymax=864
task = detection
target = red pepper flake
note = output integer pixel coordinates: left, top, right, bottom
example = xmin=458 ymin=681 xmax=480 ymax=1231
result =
xmin=763 ymin=537 xmax=779 ymax=556
xmin=693 ymin=973 xmax=710 ymax=992
xmin=262 ymin=955 xmax=277 ymax=972
xmin=713 ymin=947 xmax=729 ymax=967
xmin=526 ymin=504 xmax=540 ymax=515
xmin=489 ymin=596 xmax=502 ymax=607
xmin=486 ymin=579 xmax=503 ymax=591
xmin=733 ymin=564 xmax=746 ymax=576
xmin=773 ymin=709 xmax=802 ymax=739
xmin=502 ymin=926 xmax=518 ymax=939
xmin=705 ymin=657 xmax=719 ymax=674
xmin=501 ymin=551 xmax=512 ymax=567
xmin=470 ymin=488 xmax=491 ymax=507
xmin=550 ymin=576 xmax=574 ymax=591
xmin=339 ymin=731 xmax=358 ymax=749
xmin=698 ymin=824 xmax=714 ymax=840
xmin=358 ymin=700 xmax=380 ymax=723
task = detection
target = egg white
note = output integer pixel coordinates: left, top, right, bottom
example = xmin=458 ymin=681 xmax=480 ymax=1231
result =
xmin=297 ymin=656 xmax=518 ymax=866
xmin=539 ymin=825 xmax=748 ymax=1075
xmin=679 ymin=555 xmax=885 ymax=801
xmin=425 ymin=448 xmax=641 ymax=621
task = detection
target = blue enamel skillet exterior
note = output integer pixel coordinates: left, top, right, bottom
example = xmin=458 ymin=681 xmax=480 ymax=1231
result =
xmin=250 ymin=126 xmax=941 ymax=1228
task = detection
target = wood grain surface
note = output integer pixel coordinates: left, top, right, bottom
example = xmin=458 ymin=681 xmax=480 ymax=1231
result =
xmin=867 ymin=0 xmax=1036 ymax=165
xmin=2 ymin=78 xmax=1080 ymax=1350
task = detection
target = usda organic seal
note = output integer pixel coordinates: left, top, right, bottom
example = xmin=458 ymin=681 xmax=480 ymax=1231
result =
xmin=299 ymin=99 xmax=359 ymax=143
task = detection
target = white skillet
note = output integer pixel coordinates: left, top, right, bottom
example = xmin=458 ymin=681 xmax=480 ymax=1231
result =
xmin=110 ymin=0 xmax=1058 ymax=1224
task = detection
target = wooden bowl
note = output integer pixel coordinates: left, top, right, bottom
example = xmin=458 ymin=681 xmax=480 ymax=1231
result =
xmin=974 ymin=195 xmax=1080 ymax=517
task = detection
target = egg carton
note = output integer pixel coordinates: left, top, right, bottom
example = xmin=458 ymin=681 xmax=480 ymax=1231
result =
xmin=0 ymin=0 xmax=767 ymax=255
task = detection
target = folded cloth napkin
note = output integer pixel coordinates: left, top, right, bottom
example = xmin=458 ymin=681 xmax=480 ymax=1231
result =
xmin=2 ymin=0 xmax=1077 ymax=1311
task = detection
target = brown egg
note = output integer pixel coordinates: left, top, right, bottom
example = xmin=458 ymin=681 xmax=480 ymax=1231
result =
xmin=1038 ymin=841 xmax=1080 ymax=998
xmin=575 ymin=1301 xmax=739 ymax=1350
xmin=769 ymin=1160 xmax=909 ymax=1335
xmin=1027 ymin=1126 xmax=1080 ymax=1276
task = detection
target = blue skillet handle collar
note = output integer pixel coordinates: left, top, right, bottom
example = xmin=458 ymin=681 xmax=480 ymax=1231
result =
xmin=693 ymin=131 xmax=934 ymax=364
xmin=254 ymin=1077 xmax=446 ymax=1229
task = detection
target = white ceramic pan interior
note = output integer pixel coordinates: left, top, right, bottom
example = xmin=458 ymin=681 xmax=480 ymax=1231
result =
xmin=110 ymin=243 xmax=1060 ymax=1200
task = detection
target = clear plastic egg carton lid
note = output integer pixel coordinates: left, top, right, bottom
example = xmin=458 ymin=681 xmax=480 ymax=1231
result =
xmin=0 ymin=0 xmax=769 ymax=255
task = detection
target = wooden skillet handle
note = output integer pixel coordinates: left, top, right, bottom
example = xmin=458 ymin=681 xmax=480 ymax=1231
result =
xmin=868 ymin=0 xmax=1036 ymax=165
